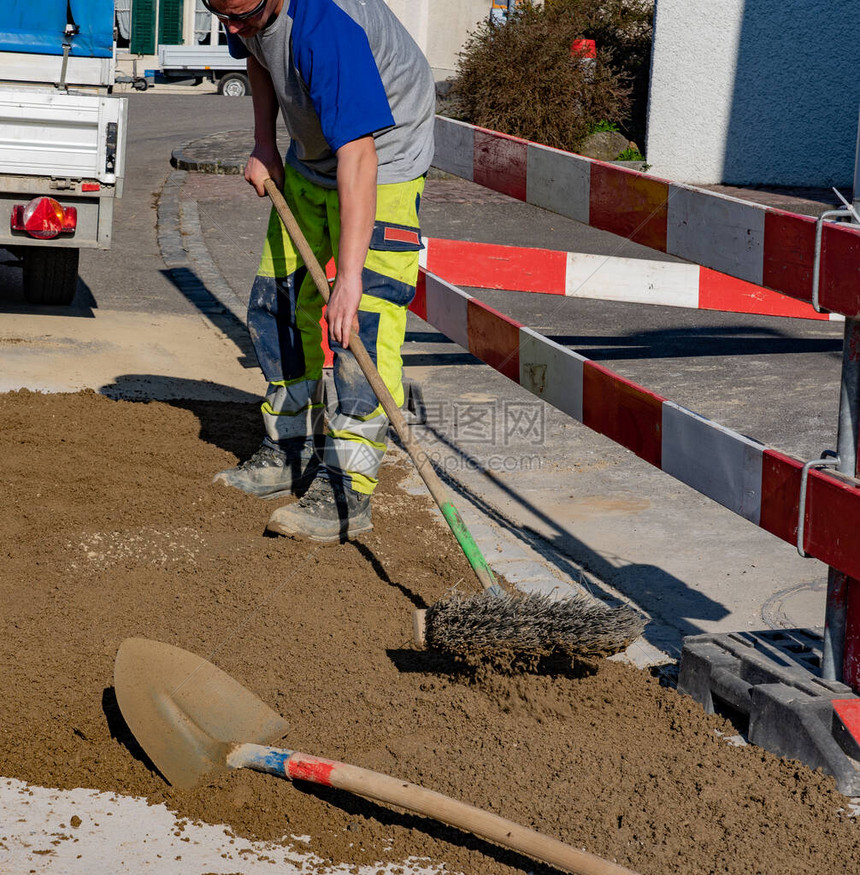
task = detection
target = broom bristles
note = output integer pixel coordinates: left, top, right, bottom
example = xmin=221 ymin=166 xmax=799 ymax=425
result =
xmin=423 ymin=590 xmax=647 ymax=657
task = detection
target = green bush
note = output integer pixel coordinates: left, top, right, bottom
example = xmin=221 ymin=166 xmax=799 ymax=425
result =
xmin=451 ymin=0 xmax=653 ymax=152
xmin=589 ymin=119 xmax=620 ymax=133
xmin=568 ymin=0 xmax=654 ymax=144
xmin=615 ymin=146 xmax=646 ymax=161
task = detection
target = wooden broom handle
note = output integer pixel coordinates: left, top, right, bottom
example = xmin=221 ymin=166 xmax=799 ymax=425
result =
xmin=233 ymin=744 xmax=638 ymax=875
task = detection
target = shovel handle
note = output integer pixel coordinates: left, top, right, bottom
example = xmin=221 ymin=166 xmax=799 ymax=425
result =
xmin=229 ymin=743 xmax=636 ymax=875
xmin=263 ymin=178 xmax=500 ymax=597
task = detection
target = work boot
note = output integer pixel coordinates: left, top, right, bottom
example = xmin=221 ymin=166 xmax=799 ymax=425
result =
xmin=266 ymin=474 xmax=372 ymax=542
xmin=212 ymin=440 xmax=319 ymax=499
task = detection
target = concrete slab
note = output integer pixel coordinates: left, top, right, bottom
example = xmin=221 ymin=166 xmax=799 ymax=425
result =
xmin=0 ymin=779 xmax=447 ymax=875
xmin=0 ymin=309 xmax=265 ymax=401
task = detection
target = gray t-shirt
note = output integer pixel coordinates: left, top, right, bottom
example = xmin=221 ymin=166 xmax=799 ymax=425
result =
xmin=240 ymin=0 xmax=435 ymax=188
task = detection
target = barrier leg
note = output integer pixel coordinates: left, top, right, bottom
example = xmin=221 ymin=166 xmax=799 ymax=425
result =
xmin=842 ymin=576 xmax=860 ymax=687
xmin=821 ymin=317 xmax=860 ymax=683
xmin=824 ymin=116 xmax=860 ymax=686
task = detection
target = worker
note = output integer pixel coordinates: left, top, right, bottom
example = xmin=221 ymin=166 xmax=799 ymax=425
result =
xmin=207 ymin=0 xmax=435 ymax=542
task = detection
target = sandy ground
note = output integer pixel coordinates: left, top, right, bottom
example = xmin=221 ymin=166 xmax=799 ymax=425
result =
xmin=1 ymin=389 xmax=859 ymax=874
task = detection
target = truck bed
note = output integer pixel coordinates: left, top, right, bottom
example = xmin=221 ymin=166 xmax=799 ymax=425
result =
xmin=157 ymin=44 xmax=245 ymax=73
xmin=0 ymin=52 xmax=114 ymax=89
xmin=0 ymin=87 xmax=126 ymax=185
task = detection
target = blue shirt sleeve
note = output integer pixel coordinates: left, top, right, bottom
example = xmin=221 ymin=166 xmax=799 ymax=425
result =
xmin=290 ymin=0 xmax=395 ymax=152
xmin=226 ymin=30 xmax=249 ymax=60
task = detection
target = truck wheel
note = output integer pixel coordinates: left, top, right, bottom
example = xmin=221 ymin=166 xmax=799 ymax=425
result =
xmin=218 ymin=73 xmax=251 ymax=98
xmin=22 ymin=247 xmax=80 ymax=306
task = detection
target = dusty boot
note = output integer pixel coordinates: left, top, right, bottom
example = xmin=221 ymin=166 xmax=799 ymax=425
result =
xmin=266 ymin=475 xmax=372 ymax=542
xmin=212 ymin=440 xmax=319 ymax=499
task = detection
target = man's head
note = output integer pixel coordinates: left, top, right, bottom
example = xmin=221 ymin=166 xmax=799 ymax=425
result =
xmin=202 ymin=0 xmax=282 ymax=38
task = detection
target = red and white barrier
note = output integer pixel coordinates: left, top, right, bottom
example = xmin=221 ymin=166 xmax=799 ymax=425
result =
xmin=411 ymin=268 xmax=860 ymax=583
xmin=420 ymin=237 xmax=844 ymax=322
xmin=433 ymin=116 xmax=860 ymax=320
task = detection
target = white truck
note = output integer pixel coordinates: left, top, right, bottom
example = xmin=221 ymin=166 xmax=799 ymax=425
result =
xmin=156 ymin=43 xmax=250 ymax=97
xmin=1 ymin=1 xmax=128 ymax=305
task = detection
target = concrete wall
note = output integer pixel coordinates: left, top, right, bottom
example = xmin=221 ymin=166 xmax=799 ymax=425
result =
xmin=386 ymin=0 xmax=487 ymax=80
xmin=645 ymin=0 xmax=860 ymax=186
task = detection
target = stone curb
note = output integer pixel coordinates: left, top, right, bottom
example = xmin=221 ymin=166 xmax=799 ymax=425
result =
xmin=170 ymin=130 xmax=255 ymax=175
xmin=170 ymin=151 xmax=245 ymax=175
xmin=156 ymin=169 xmax=256 ymax=361
xmin=178 ymin=199 xmax=248 ymax=324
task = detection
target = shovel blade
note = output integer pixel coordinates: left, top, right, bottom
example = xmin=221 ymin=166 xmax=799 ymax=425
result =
xmin=114 ymin=638 xmax=289 ymax=789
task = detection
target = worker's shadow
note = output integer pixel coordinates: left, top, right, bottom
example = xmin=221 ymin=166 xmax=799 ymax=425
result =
xmin=98 ymin=375 xmax=263 ymax=460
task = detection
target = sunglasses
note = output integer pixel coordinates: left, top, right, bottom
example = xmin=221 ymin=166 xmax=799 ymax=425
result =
xmin=202 ymin=0 xmax=268 ymax=21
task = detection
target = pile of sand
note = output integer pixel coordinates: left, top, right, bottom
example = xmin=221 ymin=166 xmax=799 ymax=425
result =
xmin=1 ymin=390 xmax=857 ymax=874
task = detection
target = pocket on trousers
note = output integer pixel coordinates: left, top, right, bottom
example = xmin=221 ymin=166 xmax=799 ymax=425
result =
xmin=369 ymin=221 xmax=424 ymax=253
xmin=363 ymin=221 xmax=423 ymax=307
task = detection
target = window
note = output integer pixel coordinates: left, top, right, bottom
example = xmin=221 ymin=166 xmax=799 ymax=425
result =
xmin=158 ymin=0 xmax=184 ymax=46
xmin=115 ymin=0 xmax=132 ymax=48
xmin=129 ymin=0 xmax=156 ymax=54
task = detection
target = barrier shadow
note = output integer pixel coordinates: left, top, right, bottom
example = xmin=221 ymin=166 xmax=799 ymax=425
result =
xmin=392 ymin=424 xmax=730 ymax=661
xmin=405 ymin=321 xmax=843 ymax=371
xmin=402 ymin=350 xmax=482 ymax=367
xmin=547 ymin=325 xmax=843 ymax=362
xmin=403 ymin=328 xmax=484 ymax=367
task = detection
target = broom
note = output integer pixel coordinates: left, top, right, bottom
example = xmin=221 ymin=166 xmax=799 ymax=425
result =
xmin=264 ymin=179 xmax=646 ymax=658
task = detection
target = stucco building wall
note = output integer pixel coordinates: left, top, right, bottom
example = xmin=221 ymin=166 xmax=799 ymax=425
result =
xmin=646 ymin=0 xmax=860 ymax=186
xmin=386 ymin=0 xmax=488 ymax=80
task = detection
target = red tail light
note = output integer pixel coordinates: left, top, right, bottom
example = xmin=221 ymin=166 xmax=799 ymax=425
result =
xmin=10 ymin=197 xmax=77 ymax=239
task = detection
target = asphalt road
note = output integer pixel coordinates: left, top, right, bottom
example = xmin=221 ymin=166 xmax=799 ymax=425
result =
xmin=1 ymin=89 xmax=256 ymax=313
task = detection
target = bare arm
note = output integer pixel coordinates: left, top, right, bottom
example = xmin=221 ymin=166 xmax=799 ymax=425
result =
xmin=244 ymin=54 xmax=283 ymax=195
xmin=327 ymin=135 xmax=378 ymax=348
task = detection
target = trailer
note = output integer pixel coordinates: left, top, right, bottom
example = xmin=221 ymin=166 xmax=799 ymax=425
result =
xmin=156 ymin=44 xmax=250 ymax=97
xmin=1 ymin=0 xmax=128 ymax=305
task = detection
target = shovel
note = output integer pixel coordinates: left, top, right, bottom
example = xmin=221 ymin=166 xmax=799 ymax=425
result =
xmin=113 ymin=638 xmax=636 ymax=875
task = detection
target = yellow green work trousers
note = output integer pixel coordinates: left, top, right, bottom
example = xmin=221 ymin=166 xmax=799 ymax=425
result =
xmin=247 ymin=164 xmax=425 ymax=495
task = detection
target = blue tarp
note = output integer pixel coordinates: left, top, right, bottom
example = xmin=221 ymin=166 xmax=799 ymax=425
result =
xmin=0 ymin=1 xmax=115 ymax=59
